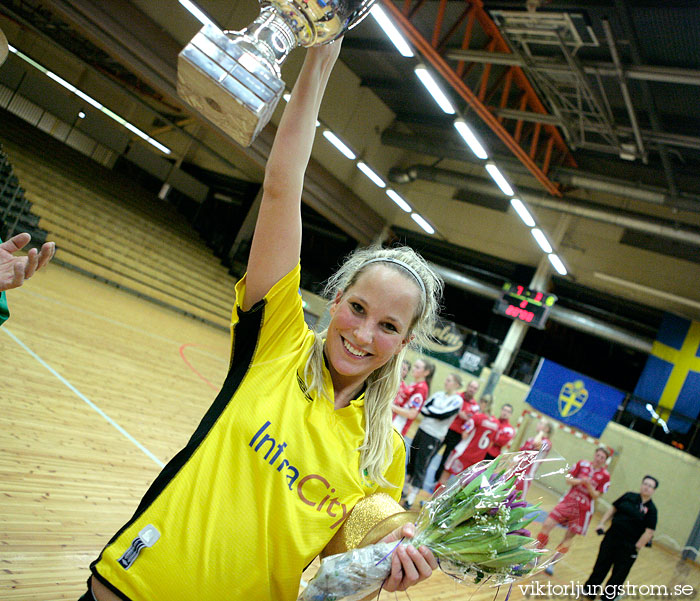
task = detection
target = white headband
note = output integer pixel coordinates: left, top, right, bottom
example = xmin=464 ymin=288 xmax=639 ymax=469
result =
xmin=360 ymin=257 xmax=427 ymax=300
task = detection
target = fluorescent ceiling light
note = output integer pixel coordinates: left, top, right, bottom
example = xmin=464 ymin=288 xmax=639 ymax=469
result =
xmin=322 ymin=130 xmax=356 ymax=159
xmin=485 ymin=163 xmax=514 ymax=196
xmin=414 ymin=66 xmax=455 ymax=115
xmin=370 ymin=5 xmax=414 ymax=57
xmin=386 ymin=189 xmax=411 ymax=212
xmin=45 ymin=71 xmax=101 ymax=109
xmin=411 ymin=213 xmax=435 ymax=234
xmin=510 ymin=198 xmax=535 ymax=227
xmin=453 ymin=119 xmax=488 ymax=159
xmin=10 ymin=47 xmax=171 ymax=154
xmin=548 ymin=253 xmax=567 ymax=276
xmin=179 ymin=0 xmax=217 ymax=28
xmin=531 ymin=228 xmax=553 ymax=253
xmin=357 ymin=161 xmax=386 ymax=188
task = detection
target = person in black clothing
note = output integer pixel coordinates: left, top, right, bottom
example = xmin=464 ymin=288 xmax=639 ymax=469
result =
xmin=584 ymin=475 xmax=659 ymax=600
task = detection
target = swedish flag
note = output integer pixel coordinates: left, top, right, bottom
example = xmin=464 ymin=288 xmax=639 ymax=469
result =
xmin=633 ymin=313 xmax=700 ymax=434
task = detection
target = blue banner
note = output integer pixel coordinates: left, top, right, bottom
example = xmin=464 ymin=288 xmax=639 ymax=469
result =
xmin=632 ymin=313 xmax=700 ymax=434
xmin=525 ymin=359 xmax=625 ymax=438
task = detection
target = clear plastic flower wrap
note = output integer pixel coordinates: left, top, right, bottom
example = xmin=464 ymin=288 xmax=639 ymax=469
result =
xmin=299 ymin=451 xmax=566 ymax=601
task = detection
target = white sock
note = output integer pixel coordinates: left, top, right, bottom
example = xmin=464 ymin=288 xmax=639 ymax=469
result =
xmin=406 ymin=490 xmax=417 ymax=506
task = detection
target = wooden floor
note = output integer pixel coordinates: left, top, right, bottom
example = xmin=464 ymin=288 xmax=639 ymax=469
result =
xmin=1 ymin=263 xmax=697 ymax=600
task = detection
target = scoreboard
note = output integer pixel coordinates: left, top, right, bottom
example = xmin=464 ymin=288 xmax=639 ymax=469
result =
xmin=493 ymin=282 xmax=557 ymax=329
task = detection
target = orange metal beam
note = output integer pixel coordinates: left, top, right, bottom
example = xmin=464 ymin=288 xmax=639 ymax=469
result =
xmin=478 ymin=39 xmax=496 ymax=101
xmin=497 ymin=67 xmax=513 ymax=124
xmin=437 ymin=6 xmax=471 ymax=54
xmin=514 ymin=94 xmax=528 ymax=144
xmin=483 ymin=66 xmax=510 ymax=106
xmin=432 ymin=0 xmax=448 ymax=48
xmin=529 ymin=122 xmax=542 ymax=159
xmin=455 ymin=7 xmax=477 ymax=79
xmin=407 ymin=0 xmax=425 ymax=20
xmin=383 ymin=0 xmax=563 ymax=196
xmin=470 ymin=0 xmax=576 ymax=168
xmin=542 ymin=135 xmax=555 ymax=175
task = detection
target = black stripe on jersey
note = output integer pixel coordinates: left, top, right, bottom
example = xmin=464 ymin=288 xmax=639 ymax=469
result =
xmin=392 ymin=426 xmax=408 ymax=487
xmin=90 ymin=298 xmax=266 ymax=593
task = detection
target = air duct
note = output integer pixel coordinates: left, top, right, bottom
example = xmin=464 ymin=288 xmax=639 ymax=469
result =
xmin=392 ymin=165 xmax=700 ymax=247
xmin=381 ymin=129 xmax=700 ymax=213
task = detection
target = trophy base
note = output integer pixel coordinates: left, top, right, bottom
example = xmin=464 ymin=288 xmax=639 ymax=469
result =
xmin=177 ymin=24 xmax=285 ymax=147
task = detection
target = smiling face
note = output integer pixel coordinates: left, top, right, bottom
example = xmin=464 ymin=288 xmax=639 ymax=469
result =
xmin=325 ymin=264 xmax=422 ymax=393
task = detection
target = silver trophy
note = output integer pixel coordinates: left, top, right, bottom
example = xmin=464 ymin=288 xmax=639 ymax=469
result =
xmin=177 ymin=0 xmax=376 ymax=146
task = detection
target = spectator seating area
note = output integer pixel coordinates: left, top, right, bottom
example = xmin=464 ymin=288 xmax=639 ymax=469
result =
xmin=0 ymin=143 xmax=47 ymax=247
xmin=0 ymin=109 xmax=236 ymax=329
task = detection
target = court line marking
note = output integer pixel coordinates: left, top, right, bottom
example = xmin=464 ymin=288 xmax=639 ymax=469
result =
xmin=2 ymin=327 xmax=165 ymax=468
xmin=179 ymin=343 xmax=219 ymax=391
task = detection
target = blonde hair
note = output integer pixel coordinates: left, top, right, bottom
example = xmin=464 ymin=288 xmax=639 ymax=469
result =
xmin=303 ymin=245 xmax=443 ymax=487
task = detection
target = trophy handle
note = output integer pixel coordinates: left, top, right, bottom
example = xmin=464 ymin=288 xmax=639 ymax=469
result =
xmin=224 ymin=5 xmax=301 ymax=77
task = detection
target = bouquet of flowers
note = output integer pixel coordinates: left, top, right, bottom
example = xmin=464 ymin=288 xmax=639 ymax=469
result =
xmin=300 ymin=451 xmax=559 ymax=601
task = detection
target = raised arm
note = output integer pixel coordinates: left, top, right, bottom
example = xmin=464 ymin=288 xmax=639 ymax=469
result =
xmin=241 ymin=42 xmax=342 ymax=310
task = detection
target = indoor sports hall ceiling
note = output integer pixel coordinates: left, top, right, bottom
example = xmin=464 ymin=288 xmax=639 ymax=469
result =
xmin=1 ymin=0 xmax=699 ymax=328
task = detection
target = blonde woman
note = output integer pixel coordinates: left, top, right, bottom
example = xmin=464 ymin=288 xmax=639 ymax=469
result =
xmin=82 ymin=42 xmax=442 ymax=601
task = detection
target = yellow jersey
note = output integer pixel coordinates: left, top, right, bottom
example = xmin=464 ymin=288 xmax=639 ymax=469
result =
xmin=91 ymin=264 xmax=406 ymax=601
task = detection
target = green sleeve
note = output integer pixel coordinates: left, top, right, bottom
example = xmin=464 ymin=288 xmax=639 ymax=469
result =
xmin=0 ymin=290 xmax=7 ymax=326
xmin=0 ymin=237 xmax=8 ymax=326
